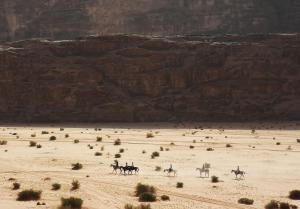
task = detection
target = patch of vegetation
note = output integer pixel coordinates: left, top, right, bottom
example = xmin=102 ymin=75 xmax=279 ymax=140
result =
xmin=226 ymin=144 xmax=232 ymax=148
xmin=96 ymin=137 xmax=102 ymax=142
xmin=289 ymin=190 xmax=300 ymax=200
xmin=211 ymin=176 xmax=219 ymax=183
xmin=29 ymin=141 xmax=37 ymax=147
xmin=142 ymin=150 xmax=146 ymax=154
xmin=139 ymin=192 xmax=156 ymax=202
xmin=65 ymin=134 xmax=69 ymax=138
xmin=146 ymin=133 xmax=154 ymax=138
xmin=52 ymin=183 xmax=61 ymax=191
xmin=276 ymin=142 xmax=281 ymax=145
xmin=49 ymin=136 xmax=56 ymax=141
xmin=74 ymin=139 xmax=79 ymax=144
xmin=170 ymin=142 xmax=175 ymax=146
xmin=31 ymin=134 xmax=36 ymax=137
xmin=119 ymin=148 xmax=125 ymax=153
xmin=0 ymin=140 xmax=7 ymax=145
xmin=297 ymin=139 xmax=300 ymax=143
xmin=160 ymin=147 xmax=164 ymax=151
xmin=155 ymin=166 xmax=161 ymax=171
xmin=189 ymin=145 xmax=194 ymax=149
xmin=36 ymin=144 xmax=42 ymax=149
xmin=60 ymin=128 xmax=64 ymax=131
xmin=41 ymin=131 xmax=49 ymax=135
xmin=176 ymin=182 xmax=183 ymax=188
xmin=135 ymin=183 xmax=156 ymax=197
xmin=161 ymin=195 xmax=170 ymax=201
xmin=238 ymin=198 xmax=254 ymax=205
xmin=125 ymin=204 xmax=151 ymax=209
xmin=17 ymin=189 xmax=41 ymax=201
xmin=12 ymin=182 xmax=20 ymax=190
xmin=115 ymin=153 xmax=121 ymax=158
xmin=151 ymin=151 xmax=159 ymax=159
xmin=206 ymin=148 xmax=214 ymax=151
xmin=94 ymin=152 xmax=102 ymax=156
xmin=71 ymin=180 xmax=80 ymax=190
xmin=60 ymin=197 xmax=83 ymax=209
xmin=114 ymin=139 xmax=121 ymax=145
xmin=72 ymin=163 xmax=83 ymax=170
xmin=265 ymin=200 xmax=279 ymax=209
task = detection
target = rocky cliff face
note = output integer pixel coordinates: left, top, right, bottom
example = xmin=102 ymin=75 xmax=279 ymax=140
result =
xmin=0 ymin=34 xmax=299 ymax=122
xmin=1 ymin=0 xmax=300 ymax=41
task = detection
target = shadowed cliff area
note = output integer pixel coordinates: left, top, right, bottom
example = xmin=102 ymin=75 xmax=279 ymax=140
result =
xmin=0 ymin=34 xmax=299 ymax=122
xmin=0 ymin=0 xmax=300 ymax=41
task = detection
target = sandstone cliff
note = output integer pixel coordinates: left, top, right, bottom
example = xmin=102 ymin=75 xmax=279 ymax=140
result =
xmin=0 ymin=34 xmax=299 ymax=122
xmin=1 ymin=0 xmax=300 ymax=41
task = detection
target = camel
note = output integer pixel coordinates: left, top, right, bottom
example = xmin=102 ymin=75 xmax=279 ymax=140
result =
xmin=196 ymin=165 xmax=210 ymax=178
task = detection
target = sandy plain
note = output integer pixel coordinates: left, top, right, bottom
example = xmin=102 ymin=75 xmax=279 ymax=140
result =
xmin=0 ymin=122 xmax=299 ymax=209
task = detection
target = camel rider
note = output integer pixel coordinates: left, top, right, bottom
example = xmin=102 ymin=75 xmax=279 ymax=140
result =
xmin=114 ymin=160 xmax=119 ymax=167
xmin=131 ymin=162 xmax=134 ymax=167
xmin=170 ymin=164 xmax=173 ymax=171
xmin=125 ymin=162 xmax=128 ymax=167
xmin=237 ymin=166 xmax=240 ymax=172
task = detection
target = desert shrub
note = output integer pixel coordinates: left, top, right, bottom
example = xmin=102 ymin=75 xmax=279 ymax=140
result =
xmin=206 ymin=148 xmax=214 ymax=151
xmin=41 ymin=131 xmax=49 ymax=135
xmin=151 ymin=152 xmax=159 ymax=159
xmin=193 ymin=140 xmax=196 ymax=143
xmin=17 ymin=189 xmax=41 ymax=201
xmin=189 ymin=145 xmax=194 ymax=149
xmin=74 ymin=139 xmax=79 ymax=144
xmin=125 ymin=204 xmax=151 ymax=209
xmin=115 ymin=153 xmax=121 ymax=158
xmin=297 ymin=139 xmax=300 ymax=143
xmin=289 ymin=190 xmax=300 ymax=200
xmin=238 ymin=198 xmax=254 ymax=205
xmin=52 ymin=183 xmax=61 ymax=191
xmin=36 ymin=144 xmax=42 ymax=149
xmin=101 ymin=146 xmax=104 ymax=151
xmin=119 ymin=148 xmax=125 ymax=153
xmin=60 ymin=128 xmax=64 ymax=131
xmin=72 ymin=163 xmax=83 ymax=170
xmin=176 ymin=182 xmax=183 ymax=188
xmin=114 ymin=139 xmax=121 ymax=145
xmin=279 ymin=202 xmax=291 ymax=209
xmin=12 ymin=182 xmax=20 ymax=190
xmin=161 ymin=195 xmax=170 ymax=201
xmin=160 ymin=147 xmax=164 ymax=151
xmin=0 ymin=140 xmax=7 ymax=145
xmin=29 ymin=141 xmax=37 ymax=147
xmin=135 ymin=183 xmax=156 ymax=197
xmin=155 ymin=166 xmax=161 ymax=171
xmin=146 ymin=133 xmax=154 ymax=138
xmin=211 ymin=176 xmax=219 ymax=183
xmin=96 ymin=137 xmax=102 ymax=142
xmin=170 ymin=142 xmax=175 ymax=146
xmin=142 ymin=150 xmax=146 ymax=154
xmin=265 ymin=200 xmax=279 ymax=209
xmin=94 ymin=152 xmax=102 ymax=156
xmin=31 ymin=134 xmax=36 ymax=137
xmin=139 ymin=192 xmax=156 ymax=202
xmin=165 ymin=148 xmax=170 ymax=151
xmin=60 ymin=197 xmax=83 ymax=209
xmin=71 ymin=180 xmax=80 ymax=190
xmin=226 ymin=144 xmax=232 ymax=148
xmin=49 ymin=136 xmax=56 ymax=141
xmin=276 ymin=142 xmax=281 ymax=145
xmin=65 ymin=134 xmax=69 ymax=138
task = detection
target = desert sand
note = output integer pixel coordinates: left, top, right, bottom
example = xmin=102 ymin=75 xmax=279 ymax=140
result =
xmin=0 ymin=122 xmax=299 ymax=209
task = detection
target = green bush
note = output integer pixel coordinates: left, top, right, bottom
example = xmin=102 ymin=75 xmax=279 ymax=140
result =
xmin=238 ymin=198 xmax=254 ymax=205
xmin=60 ymin=197 xmax=83 ymax=209
xmin=176 ymin=182 xmax=183 ymax=188
xmin=72 ymin=163 xmax=83 ymax=170
xmin=135 ymin=183 xmax=156 ymax=197
xmin=138 ymin=192 xmax=156 ymax=202
xmin=289 ymin=190 xmax=300 ymax=200
xmin=52 ymin=183 xmax=61 ymax=191
xmin=161 ymin=195 xmax=170 ymax=201
xmin=17 ymin=189 xmax=41 ymax=201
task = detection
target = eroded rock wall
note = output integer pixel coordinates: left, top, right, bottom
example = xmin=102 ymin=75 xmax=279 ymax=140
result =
xmin=0 ymin=0 xmax=300 ymax=41
xmin=0 ymin=34 xmax=299 ymax=122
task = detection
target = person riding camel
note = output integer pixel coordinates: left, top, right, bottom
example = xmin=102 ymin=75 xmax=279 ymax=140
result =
xmin=169 ymin=164 xmax=173 ymax=171
xmin=114 ymin=160 xmax=119 ymax=167
xmin=125 ymin=162 xmax=128 ymax=168
xmin=131 ymin=162 xmax=134 ymax=167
